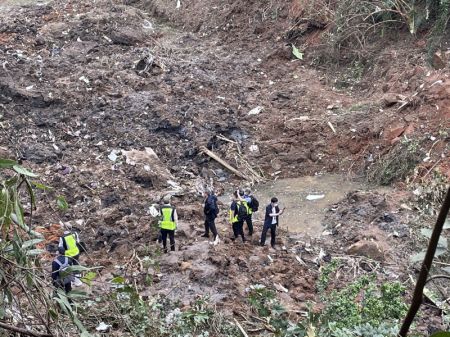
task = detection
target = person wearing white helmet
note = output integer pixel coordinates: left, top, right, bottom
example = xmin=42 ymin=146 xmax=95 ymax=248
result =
xmin=159 ymin=196 xmax=178 ymax=253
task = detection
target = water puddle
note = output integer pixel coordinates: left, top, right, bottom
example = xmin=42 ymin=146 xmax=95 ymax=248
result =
xmin=245 ymin=175 xmax=366 ymax=237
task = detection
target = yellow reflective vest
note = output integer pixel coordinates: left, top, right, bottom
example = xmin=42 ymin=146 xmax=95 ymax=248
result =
xmin=160 ymin=206 xmax=176 ymax=230
xmin=63 ymin=233 xmax=80 ymax=257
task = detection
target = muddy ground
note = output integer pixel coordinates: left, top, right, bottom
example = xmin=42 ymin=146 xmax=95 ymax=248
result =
xmin=0 ymin=0 xmax=449 ymax=335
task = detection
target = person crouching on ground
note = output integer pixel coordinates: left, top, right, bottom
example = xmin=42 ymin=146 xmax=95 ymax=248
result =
xmin=51 ymin=247 xmax=74 ymax=294
xmin=202 ymin=189 xmax=220 ymax=244
xmin=260 ymin=197 xmax=284 ymax=249
xmin=159 ymin=196 xmax=178 ymax=253
xmin=59 ymin=229 xmax=82 ymax=286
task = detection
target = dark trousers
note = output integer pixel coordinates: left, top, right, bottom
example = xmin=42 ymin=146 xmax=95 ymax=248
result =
xmin=64 ymin=282 xmax=72 ymax=294
xmin=204 ymin=217 xmax=218 ymax=239
xmin=161 ymin=229 xmax=175 ymax=251
xmin=245 ymin=214 xmax=254 ymax=235
xmin=232 ymin=221 xmax=245 ymax=242
xmin=260 ymin=223 xmax=277 ymax=247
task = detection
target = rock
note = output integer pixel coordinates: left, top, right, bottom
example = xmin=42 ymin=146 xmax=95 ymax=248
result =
xmin=99 ymin=208 xmax=122 ymax=226
xmin=383 ymin=123 xmax=405 ymax=142
xmin=248 ymin=255 xmax=263 ymax=265
xmin=431 ymin=51 xmax=450 ymax=70
xmin=346 ymin=240 xmax=384 ymax=261
xmin=21 ymin=143 xmax=58 ymax=164
xmin=381 ymin=93 xmax=400 ymax=107
xmin=110 ymin=27 xmax=146 ymax=45
xmin=180 ymin=261 xmax=192 ymax=271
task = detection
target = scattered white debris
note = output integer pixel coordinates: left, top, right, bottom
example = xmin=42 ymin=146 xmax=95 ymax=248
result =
xmin=249 ymin=144 xmax=259 ymax=152
xmin=295 ymin=255 xmax=306 ymax=266
xmin=149 ymin=205 xmax=159 ymax=217
xmin=103 ymin=35 xmax=112 ymax=43
xmin=248 ymin=106 xmax=264 ymax=115
xmin=274 ymin=283 xmax=289 ymax=293
xmin=79 ymin=76 xmax=90 ymax=84
xmin=322 ymin=230 xmax=333 ymax=236
xmin=142 ymin=19 xmax=153 ymax=30
xmin=267 ymin=255 xmax=273 ymax=263
xmin=327 ymin=121 xmax=336 ymax=133
xmin=96 ymin=322 xmax=112 ymax=332
xmin=306 ymin=194 xmax=325 ymax=201
xmin=108 ymin=150 xmax=118 ymax=162
xmin=176 ymin=0 xmax=181 ymax=8
xmin=26 ymin=85 xmax=34 ymax=91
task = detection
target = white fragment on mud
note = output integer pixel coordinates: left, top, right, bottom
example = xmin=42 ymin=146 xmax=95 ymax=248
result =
xmin=108 ymin=150 xmax=118 ymax=162
xmin=327 ymin=121 xmax=336 ymax=133
xmin=274 ymin=283 xmax=289 ymax=293
xmin=96 ymin=322 xmax=111 ymax=332
xmin=249 ymin=144 xmax=259 ymax=152
xmin=248 ymin=106 xmax=264 ymax=115
xmin=142 ymin=19 xmax=153 ymax=30
xmin=148 ymin=205 xmax=159 ymax=217
xmin=306 ymin=194 xmax=325 ymax=201
xmin=78 ymin=76 xmax=90 ymax=84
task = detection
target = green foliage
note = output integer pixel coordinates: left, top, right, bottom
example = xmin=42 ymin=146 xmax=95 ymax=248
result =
xmin=430 ymin=332 xmax=450 ymax=337
xmin=317 ymin=259 xmax=340 ymax=293
xmin=0 ymin=161 xmax=89 ymax=336
xmin=103 ymin=280 xmax=239 ymax=337
xmin=301 ymin=0 xmax=450 ymax=62
xmin=322 ymin=276 xmax=407 ymax=329
xmin=56 ymin=195 xmax=69 ymax=211
xmin=367 ymin=138 xmax=422 ymax=185
xmin=247 ymin=284 xmax=305 ymax=336
xmin=305 ymin=266 xmax=408 ymax=336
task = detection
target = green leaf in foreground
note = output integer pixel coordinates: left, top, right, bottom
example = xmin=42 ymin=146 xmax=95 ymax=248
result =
xmin=57 ymin=195 xmax=69 ymax=211
xmin=111 ymin=276 xmax=125 ymax=284
xmin=292 ymin=44 xmax=303 ymax=60
xmin=430 ymin=332 xmax=450 ymax=337
xmin=12 ymin=165 xmax=38 ymax=177
xmin=0 ymin=159 xmax=17 ymax=168
xmin=32 ymin=181 xmax=53 ymax=190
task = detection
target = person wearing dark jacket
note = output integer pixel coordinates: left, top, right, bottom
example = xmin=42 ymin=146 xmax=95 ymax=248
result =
xmin=202 ymin=190 xmax=220 ymax=244
xmin=52 ymin=248 xmax=74 ymax=294
xmin=260 ymin=197 xmax=284 ymax=248
xmin=230 ymin=190 xmax=246 ymax=243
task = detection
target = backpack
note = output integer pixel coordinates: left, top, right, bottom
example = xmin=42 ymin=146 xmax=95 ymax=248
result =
xmin=54 ymin=256 xmax=74 ymax=285
xmin=235 ymin=201 xmax=248 ymax=222
xmin=249 ymin=196 xmax=259 ymax=212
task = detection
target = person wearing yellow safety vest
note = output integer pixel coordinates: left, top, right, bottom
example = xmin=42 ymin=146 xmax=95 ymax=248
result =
xmin=159 ymin=196 xmax=178 ymax=253
xmin=58 ymin=230 xmax=82 ymax=286
xmin=229 ymin=190 xmax=247 ymax=243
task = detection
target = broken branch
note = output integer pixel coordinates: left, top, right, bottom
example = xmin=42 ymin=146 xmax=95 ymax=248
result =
xmin=234 ymin=318 xmax=249 ymax=337
xmin=200 ymin=146 xmax=249 ymax=180
xmin=0 ymin=321 xmax=52 ymax=337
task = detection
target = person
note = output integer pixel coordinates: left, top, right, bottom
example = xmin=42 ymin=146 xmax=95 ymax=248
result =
xmin=202 ymin=189 xmax=220 ymax=244
xmin=159 ymin=196 xmax=178 ymax=253
xmin=243 ymin=188 xmax=259 ymax=236
xmin=59 ymin=230 xmax=82 ymax=286
xmin=260 ymin=197 xmax=284 ymax=248
xmin=51 ymin=247 xmax=74 ymax=294
xmin=229 ymin=191 xmax=246 ymax=243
